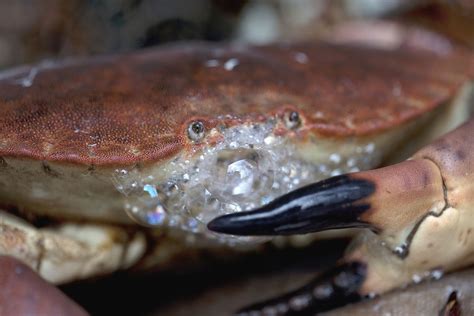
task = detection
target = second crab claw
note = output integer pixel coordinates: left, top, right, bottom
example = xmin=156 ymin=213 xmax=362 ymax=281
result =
xmin=236 ymin=262 xmax=367 ymax=316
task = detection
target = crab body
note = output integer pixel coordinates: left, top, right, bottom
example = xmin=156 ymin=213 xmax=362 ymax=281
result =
xmin=0 ymin=37 xmax=473 ymax=315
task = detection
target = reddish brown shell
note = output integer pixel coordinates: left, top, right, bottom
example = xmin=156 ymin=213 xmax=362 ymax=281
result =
xmin=0 ymin=42 xmax=472 ymax=165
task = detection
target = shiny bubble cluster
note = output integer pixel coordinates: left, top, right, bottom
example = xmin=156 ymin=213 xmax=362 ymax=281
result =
xmin=113 ymin=119 xmax=380 ymax=242
xmin=411 ymin=268 xmax=445 ymax=285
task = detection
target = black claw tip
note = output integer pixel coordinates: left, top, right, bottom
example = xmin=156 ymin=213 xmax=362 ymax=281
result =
xmin=207 ymin=175 xmax=375 ymax=236
xmin=237 ymin=261 xmax=367 ymax=315
xmin=440 ymin=291 xmax=461 ymax=316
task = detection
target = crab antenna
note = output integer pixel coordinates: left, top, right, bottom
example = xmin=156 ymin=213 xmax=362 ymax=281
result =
xmin=208 ymin=159 xmax=446 ymax=236
xmin=207 ymin=175 xmax=375 ymax=236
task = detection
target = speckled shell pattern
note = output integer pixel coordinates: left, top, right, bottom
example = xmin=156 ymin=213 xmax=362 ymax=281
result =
xmin=0 ymin=42 xmax=472 ymax=166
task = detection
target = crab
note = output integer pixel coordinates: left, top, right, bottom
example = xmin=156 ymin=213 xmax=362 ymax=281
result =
xmin=0 ymin=29 xmax=473 ymax=313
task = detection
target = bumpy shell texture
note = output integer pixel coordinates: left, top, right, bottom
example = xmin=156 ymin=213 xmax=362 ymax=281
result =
xmin=0 ymin=42 xmax=472 ymax=165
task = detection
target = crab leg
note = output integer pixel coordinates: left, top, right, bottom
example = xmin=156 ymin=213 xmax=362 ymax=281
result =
xmin=208 ymin=117 xmax=474 ymax=314
xmin=0 ymin=212 xmax=146 ymax=284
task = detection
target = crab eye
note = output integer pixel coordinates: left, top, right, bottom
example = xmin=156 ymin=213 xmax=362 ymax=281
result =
xmin=187 ymin=121 xmax=205 ymax=142
xmin=284 ymin=111 xmax=301 ymax=130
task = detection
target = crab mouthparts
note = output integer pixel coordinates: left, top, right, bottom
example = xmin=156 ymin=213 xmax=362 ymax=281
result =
xmin=112 ymin=122 xmax=378 ymax=241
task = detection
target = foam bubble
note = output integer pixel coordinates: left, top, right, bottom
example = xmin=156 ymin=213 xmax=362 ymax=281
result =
xmin=113 ymin=119 xmax=380 ymax=242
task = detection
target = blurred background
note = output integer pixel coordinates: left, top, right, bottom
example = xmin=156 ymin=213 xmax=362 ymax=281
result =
xmin=1 ymin=1 xmax=473 ymax=315
xmin=1 ymin=0 xmax=473 ymax=70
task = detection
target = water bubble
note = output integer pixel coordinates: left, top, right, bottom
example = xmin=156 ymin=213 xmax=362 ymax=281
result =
xmin=204 ymin=149 xmax=274 ymax=205
xmin=183 ymin=218 xmax=200 ymax=232
xmin=143 ymin=184 xmax=158 ymax=198
xmin=227 ymin=159 xmax=258 ymax=196
xmin=164 ymin=181 xmax=180 ymax=195
xmin=122 ymin=184 xmax=170 ymax=226
xmin=289 ymin=294 xmax=311 ymax=311
xmin=294 ymin=52 xmax=309 ymax=64
xmin=329 ymin=153 xmax=342 ymax=164
xmin=264 ymin=135 xmax=277 ymax=145
xmin=393 ymin=243 xmax=408 ymax=257
xmin=186 ymin=186 xmax=218 ymax=222
xmin=261 ymin=306 xmax=278 ymax=315
xmin=334 ymin=271 xmax=358 ymax=289
xmin=124 ymin=196 xmax=168 ymax=227
xmin=275 ymin=303 xmax=289 ymax=314
xmin=224 ymin=58 xmax=239 ymax=71
xmin=365 ymin=143 xmax=375 ymax=153
xmin=168 ymin=214 xmax=182 ymax=227
xmin=207 ymin=197 xmax=221 ymax=212
xmin=347 ymin=158 xmax=357 ymax=167
xmin=145 ymin=207 xmax=167 ymax=225
xmin=223 ymin=202 xmax=242 ymax=214
xmin=330 ymin=169 xmax=342 ymax=177
xmin=412 ymin=274 xmax=422 ymax=283
xmin=204 ymin=59 xmax=219 ymax=67
xmin=313 ymin=284 xmax=333 ymax=299
xmin=431 ymin=268 xmax=444 ymax=280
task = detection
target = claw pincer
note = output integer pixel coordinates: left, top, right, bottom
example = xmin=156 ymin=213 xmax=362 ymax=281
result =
xmin=209 ymin=118 xmax=474 ymax=314
xmin=208 ymin=175 xmax=375 ymax=236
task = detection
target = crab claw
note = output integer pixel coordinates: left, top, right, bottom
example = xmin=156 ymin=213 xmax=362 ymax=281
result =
xmin=208 ymin=158 xmax=445 ymax=238
xmin=209 ymin=117 xmax=474 ymax=314
xmin=207 ymin=158 xmax=446 ymax=315
xmin=236 ymin=262 xmax=367 ymax=315
xmin=207 ymin=175 xmax=375 ymax=235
